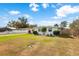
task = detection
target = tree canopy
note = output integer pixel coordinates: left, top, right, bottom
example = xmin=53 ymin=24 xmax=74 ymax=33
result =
xmin=7 ymin=17 xmax=29 ymax=28
xmin=60 ymin=21 xmax=67 ymax=28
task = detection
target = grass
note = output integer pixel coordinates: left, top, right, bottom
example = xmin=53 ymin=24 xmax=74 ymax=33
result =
xmin=0 ymin=34 xmax=32 ymax=42
xmin=0 ymin=33 xmax=79 ymax=56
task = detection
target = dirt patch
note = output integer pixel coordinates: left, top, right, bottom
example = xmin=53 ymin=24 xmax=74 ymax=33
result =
xmin=0 ymin=44 xmax=17 ymax=55
xmin=0 ymin=38 xmax=40 ymax=56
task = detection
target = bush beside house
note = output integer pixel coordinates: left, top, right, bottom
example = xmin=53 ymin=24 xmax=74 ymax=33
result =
xmin=33 ymin=31 xmax=38 ymax=35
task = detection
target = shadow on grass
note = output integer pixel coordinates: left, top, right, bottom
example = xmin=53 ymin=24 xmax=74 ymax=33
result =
xmin=33 ymin=33 xmax=74 ymax=39
xmin=58 ymin=34 xmax=74 ymax=39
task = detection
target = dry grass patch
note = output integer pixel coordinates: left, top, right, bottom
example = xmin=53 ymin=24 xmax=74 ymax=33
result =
xmin=0 ymin=34 xmax=79 ymax=56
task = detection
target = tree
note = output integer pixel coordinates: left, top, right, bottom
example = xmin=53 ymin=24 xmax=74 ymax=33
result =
xmin=70 ymin=18 xmax=79 ymax=37
xmin=54 ymin=24 xmax=59 ymax=28
xmin=18 ymin=17 xmax=29 ymax=28
xmin=29 ymin=24 xmax=37 ymax=28
xmin=7 ymin=17 xmax=29 ymax=28
xmin=53 ymin=24 xmax=60 ymax=35
xmin=60 ymin=21 xmax=67 ymax=28
xmin=7 ymin=20 xmax=19 ymax=28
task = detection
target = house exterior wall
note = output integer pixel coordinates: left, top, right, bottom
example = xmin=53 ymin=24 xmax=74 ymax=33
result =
xmin=0 ymin=28 xmax=29 ymax=34
xmin=35 ymin=27 xmax=55 ymax=36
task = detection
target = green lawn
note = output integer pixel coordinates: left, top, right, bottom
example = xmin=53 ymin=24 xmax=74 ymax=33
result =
xmin=0 ymin=34 xmax=79 ymax=56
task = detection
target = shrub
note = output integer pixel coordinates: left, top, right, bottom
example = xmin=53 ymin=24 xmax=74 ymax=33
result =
xmin=50 ymin=34 xmax=53 ymax=36
xmin=41 ymin=27 xmax=46 ymax=32
xmin=53 ymin=30 xmax=60 ymax=36
xmin=60 ymin=28 xmax=71 ymax=38
xmin=33 ymin=31 xmax=38 ymax=35
xmin=69 ymin=18 xmax=79 ymax=37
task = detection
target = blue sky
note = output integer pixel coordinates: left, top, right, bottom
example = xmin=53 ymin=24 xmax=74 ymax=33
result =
xmin=0 ymin=3 xmax=79 ymax=27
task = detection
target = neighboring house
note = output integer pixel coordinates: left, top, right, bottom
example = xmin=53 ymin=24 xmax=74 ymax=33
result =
xmin=0 ymin=27 xmax=12 ymax=32
xmin=0 ymin=27 xmax=30 ymax=34
xmin=33 ymin=26 xmax=60 ymax=36
xmin=8 ymin=28 xmax=29 ymax=34
xmin=0 ymin=27 xmax=12 ymax=34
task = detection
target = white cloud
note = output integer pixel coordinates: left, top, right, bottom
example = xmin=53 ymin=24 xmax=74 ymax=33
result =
xmin=29 ymin=3 xmax=39 ymax=7
xmin=28 ymin=20 xmax=35 ymax=25
xmin=42 ymin=3 xmax=49 ymax=9
xmin=22 ymin=14 xmax=34 ymax=25
xmin=0 ymin=16 xmax=7 ymax=20
xmin=23 ymin=14 xmax=33 ymax=20
xmin=38 ymin=20 xmax=61 ymax=26
xmin=31 ymin=7 xmax=38 ymax=12
xmin=57 ymin=3 xmax=63 ymax=6
xmin=0 ymin=16 xmax=10 ymax=27
xmin=8 ymin=10 xmax=20 ymax=15
xmin=29 ymin=3 xmax=39 ymax=12
xmin=56 ymin=5 xmax=79 ymax=17
xmin=51 ymin=16 xmax=62 ymax=19
xmin=23 ymin=14 xmax=31 ymax=18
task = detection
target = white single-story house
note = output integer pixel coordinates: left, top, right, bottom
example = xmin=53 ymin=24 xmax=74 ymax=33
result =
xmin=6 ymin=26 xmax=60 ymax=35
xmin=33 ymin=26 xmax=60 ymax=36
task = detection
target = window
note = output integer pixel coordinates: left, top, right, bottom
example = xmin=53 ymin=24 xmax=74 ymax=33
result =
xmin=48 ymin=28 xmax=52 ymax=32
